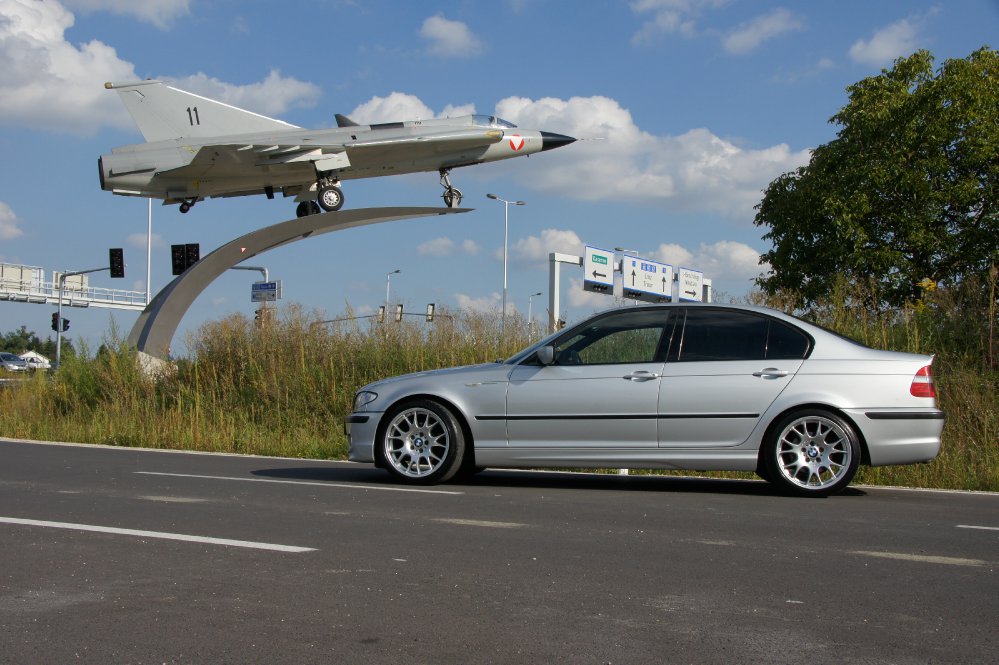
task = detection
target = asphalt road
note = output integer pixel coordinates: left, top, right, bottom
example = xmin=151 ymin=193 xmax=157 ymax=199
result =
xmin=1 ymin=438 xmax=996 ymax=664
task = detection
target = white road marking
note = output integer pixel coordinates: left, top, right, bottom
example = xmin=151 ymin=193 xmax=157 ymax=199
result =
xmin=135 ymin=471 xmax=463 ymax=495
xmin=0 ymin=516 xmax=315 ymax=553
xmin=431 ymin=518 xmax=526 ymax=529
xmin=139 ymin=496 xmax=207 ymax=503
xmin=957 ymin=524 xmax=999 ymax=532
xmin=850 ymin=550 xmax=987 ymax=567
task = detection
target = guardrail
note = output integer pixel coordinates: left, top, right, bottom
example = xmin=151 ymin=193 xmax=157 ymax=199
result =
xmin=0 ymin=278 xmax=147 ymax=311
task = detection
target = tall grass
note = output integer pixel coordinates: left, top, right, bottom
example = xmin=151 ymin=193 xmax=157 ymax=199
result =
xmin=0 ymin=282 xmax=995 ymax=491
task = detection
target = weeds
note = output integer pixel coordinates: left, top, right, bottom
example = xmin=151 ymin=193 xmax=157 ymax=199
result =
xmin=0 ymin=285 xmax=995 ymax=491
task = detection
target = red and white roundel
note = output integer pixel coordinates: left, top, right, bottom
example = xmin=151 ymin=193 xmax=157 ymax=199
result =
xmin=508 ymin=134 xmax=525 ymax=151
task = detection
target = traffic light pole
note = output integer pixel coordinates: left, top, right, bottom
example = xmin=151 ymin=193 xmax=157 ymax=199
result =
xmin=56 ymin=266 xmax=109 ymax=369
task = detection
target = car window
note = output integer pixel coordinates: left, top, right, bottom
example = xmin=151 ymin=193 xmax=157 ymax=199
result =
xmin=674 ymin=309 xmax=812 ymax=362
xmin=766 ymin=319 xmax=811 ymax=359
xmin=675 ymin=309 xmax=768 ymax=361
xmin=554 ymin=309 xmax=670 ymax=365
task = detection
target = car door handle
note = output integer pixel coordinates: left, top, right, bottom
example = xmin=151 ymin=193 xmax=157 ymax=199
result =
xmin=624 ymin=370 xmax=660 ymax=381
xmin=753 ymin=368 xmax=789 ymax=379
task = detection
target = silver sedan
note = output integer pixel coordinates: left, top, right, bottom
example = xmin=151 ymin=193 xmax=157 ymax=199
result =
xmin=345 ymin=304 xmax=944 ymax=496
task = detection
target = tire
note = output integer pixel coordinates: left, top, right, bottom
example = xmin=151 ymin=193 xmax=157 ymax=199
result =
xmin=379 ymin=400 xmax=465 ymax=484
xmin=762 ymin=409 xmax=860 ymax=497
xmin=317 ymin=185 xmax=344 ymax=212
xmin=295 ymin=201 xmax=310 ymax=218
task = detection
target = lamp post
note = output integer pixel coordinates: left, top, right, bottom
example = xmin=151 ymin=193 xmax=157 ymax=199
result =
xmin=385 ymin=269 xmax=400 ymax=308
xmin=486 ymin=193 xmax=526 ymax=341
xmin=527 ymin=291 xmax=542 ymax=339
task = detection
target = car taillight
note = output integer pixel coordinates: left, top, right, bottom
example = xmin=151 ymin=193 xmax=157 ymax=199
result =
xmin=910 ymin=365 xmax=936 ymax=398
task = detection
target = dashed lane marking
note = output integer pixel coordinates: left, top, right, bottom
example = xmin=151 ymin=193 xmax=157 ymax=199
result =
xmin=135 ymin=471 xmax=464 ymax=495
xmin=0 ymin=516 xmax=315 ymax=553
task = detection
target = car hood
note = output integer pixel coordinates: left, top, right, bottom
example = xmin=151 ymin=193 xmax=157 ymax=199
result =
xmin=362 ymin=362 xmax=506 ymax=390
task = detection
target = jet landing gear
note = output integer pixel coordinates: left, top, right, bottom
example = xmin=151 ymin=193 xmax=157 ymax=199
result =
xmin=440 ymin=169 xmax=463 ymax=208
xmin=179 ymin=198 xmax=197 ymax=214
xmin=295 ymin=201 xmax=321 ymax=218
xmin=296 ymin=173 xmax=345 ymax=218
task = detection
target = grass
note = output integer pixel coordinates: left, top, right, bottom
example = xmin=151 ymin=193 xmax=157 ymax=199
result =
xmin=0 ymin=282 xmax=995 ymax=492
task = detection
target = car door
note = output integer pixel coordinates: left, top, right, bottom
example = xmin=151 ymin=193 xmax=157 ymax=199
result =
xmin=506 ymin=308 xmax=673 ymax=450
xmin=658 ymin=308 xmax=809 ymax=448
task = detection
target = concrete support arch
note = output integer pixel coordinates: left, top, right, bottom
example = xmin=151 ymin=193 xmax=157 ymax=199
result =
xmin=128 ymin=206 xmax=470 ymax=360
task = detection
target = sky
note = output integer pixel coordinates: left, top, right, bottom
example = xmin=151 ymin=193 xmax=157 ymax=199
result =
xmin=0 ymin=0 xmax=996 ymax=355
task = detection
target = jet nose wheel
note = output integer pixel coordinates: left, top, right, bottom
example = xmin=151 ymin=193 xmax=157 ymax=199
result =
xmin=317 ymin=185 xmax=344 ymax=212
xmin=443 ymin=188 xmax=463 ymax=208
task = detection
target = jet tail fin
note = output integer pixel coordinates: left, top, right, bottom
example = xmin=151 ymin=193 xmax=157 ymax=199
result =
xmin=105 ymin=80 xmax=301 ymax=143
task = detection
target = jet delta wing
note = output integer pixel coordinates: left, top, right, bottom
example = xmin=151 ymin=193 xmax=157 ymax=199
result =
xmin=98 ymin=80 xmax=575 ymax=216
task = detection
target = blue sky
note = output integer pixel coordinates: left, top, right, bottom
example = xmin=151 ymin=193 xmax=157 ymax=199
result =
xmin=0 ymin=0 xmax=996 ymax=353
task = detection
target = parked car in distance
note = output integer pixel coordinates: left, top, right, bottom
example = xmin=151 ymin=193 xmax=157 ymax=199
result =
xmin=345 ymin=303 xmax=944 ymax=496
xmin=0 ymin=352 xmax=29 ymax=373
xmin=20 ymin=354 xmax=51 ymax=371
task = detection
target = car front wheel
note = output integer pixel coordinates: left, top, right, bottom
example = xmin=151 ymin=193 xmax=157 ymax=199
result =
xmin=379 ymin=400 xmax=465 ymax=484
xmin=763 ymin=409 xmax=860 ymax=497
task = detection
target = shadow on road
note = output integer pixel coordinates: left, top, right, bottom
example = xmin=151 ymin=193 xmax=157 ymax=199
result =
xmin=250 ymin=465 xmax=867 ymax=498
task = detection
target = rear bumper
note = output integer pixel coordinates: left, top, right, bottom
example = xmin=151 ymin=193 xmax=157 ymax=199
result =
xmin=850 ymin=409 xmax=945 ymax=466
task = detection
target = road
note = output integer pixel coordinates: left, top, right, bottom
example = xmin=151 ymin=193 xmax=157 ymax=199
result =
xmin=1 ymin=438 xmax=996 ymax=664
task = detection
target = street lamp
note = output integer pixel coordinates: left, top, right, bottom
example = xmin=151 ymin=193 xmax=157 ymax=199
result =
xmin=385 ymin=269 xmax=400 ymax=308
xmin=486 ymin=193 xmax=526 ymax=341
xmin=527 ymin=291 xmax=542 ymax=339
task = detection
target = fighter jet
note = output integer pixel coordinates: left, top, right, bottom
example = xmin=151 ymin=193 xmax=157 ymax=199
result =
xmin=98 ymin=80 xmax=575 ymax=216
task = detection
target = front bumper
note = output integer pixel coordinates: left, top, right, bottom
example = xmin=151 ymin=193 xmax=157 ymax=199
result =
xmin=344 ymin=412 xmax=381 ymax=463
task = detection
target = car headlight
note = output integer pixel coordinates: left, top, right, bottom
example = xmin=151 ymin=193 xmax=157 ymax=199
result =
xmin=353 ymin=391 xmax=378 ymax=411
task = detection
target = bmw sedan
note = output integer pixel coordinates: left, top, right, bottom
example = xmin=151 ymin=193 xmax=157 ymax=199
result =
xmin=344 ymin=304 xmax=944 ymax=496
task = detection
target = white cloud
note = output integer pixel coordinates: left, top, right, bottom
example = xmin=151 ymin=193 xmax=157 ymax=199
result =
xmin=567 ymin=277 xmax=615 ymax=309
xmin=848 ymin=13 xmax=929 ymax=66
xmin=0 ymin=0 xmax=137 ymax=133
xmin=461 ymin=239 xmax=480 ymax=255
xmin=722 ymin=7 xmax=802 ymax=55
xmin=495 ymin=95 xmax=810 ymax=219
xmin=168 ymin=70 xmax=321 ymax=118
xmin=509 ymin=228 xmax=584 ymax=262
xmin=455 ymin=291 xmax=506 ymax=314
xmin=0 ymin=201 xmax=23 ymax=239
xmin=61 ymin=0 xmax=189 ymax=28
xmin=420 ymin=15 xmax=483 ymax=57
xmin=630 ymin=0 xmax=728 ymax=45
xmin=126 ymin=232 xmax=165 ymax=250
xmin=0 ymin=1 xmax=319 ymax=134
xmin=417 ymin=237 xmax=455 ymax=257
xmin=350 ymin=92 xmax=435 ymax=124
xmin=349 ymin=92 xmax=475 ymax=124
xmin=653 ymin=239 xmax=766 ymax=284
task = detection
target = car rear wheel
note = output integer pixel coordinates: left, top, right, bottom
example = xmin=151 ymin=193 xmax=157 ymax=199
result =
xmin=763 ymin=409 xmax=860 ymax=497
xmin=380 ymin=400 xmax=465 ymax=484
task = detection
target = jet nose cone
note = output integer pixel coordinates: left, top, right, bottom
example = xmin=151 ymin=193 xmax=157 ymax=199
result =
xmin=540 ymin=131 xmax=576 ymax=152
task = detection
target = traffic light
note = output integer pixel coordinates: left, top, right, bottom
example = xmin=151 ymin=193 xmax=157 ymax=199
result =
xmin=377 ymin=306 xmax=385 ymax=323
xmin=109 ymin=248 xmax=125 ymax=278
xmin=171 ymin=244 xmax=186 ymax=275
xmin=51 ymin=312 xmax=59 ymax=332
xmin=171 ymin=243 xmax=200 ymax=275
xmin=394 ymin=304 xmax=404 ymax=322
xmin=61 ymin=318 xmax=69 ymax=332
xmin=425 ymin=303 xmax=435 ymax=322
xmin=254 ymin=308 xmax=263 ymax=326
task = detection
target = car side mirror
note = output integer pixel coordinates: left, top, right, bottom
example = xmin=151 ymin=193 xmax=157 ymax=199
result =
xmin=536 ymin=345 xmax=556 ymax=366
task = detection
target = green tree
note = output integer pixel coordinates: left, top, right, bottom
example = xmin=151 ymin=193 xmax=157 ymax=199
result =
xmin=755 ymin=47 xmax=998 ymax=306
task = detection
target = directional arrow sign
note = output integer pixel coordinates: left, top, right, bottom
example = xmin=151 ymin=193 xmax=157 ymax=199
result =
xmin=583 ymin=246 xmax=614 ymax=294
xmin=677 ymin=268 xmax=704 ymax=302
xmin=251 ymin=280 xmax=283 ymax=302
xmin=622 ymin=257 xmax=673 ymax=303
